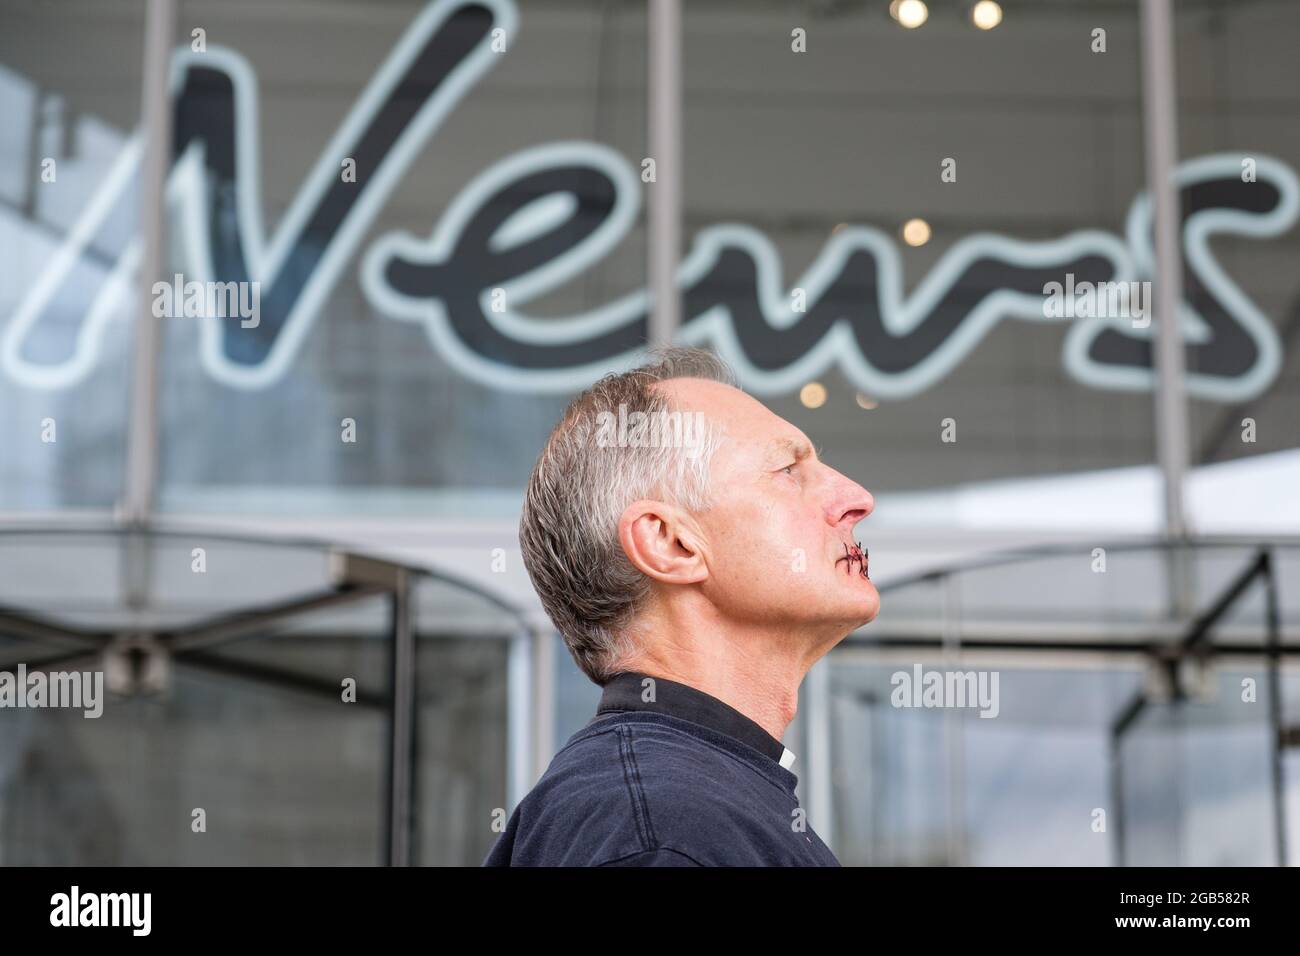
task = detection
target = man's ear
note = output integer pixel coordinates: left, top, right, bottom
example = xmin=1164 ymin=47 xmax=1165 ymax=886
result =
xmin=617 ymin=499 xmax=709 ymax=585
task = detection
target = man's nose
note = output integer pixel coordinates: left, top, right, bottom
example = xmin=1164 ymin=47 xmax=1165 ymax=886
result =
xmin=824 ymin=469 xmax=874 ymax=528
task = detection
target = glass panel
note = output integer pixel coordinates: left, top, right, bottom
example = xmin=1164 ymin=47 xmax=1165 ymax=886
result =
xmin=682 ymin=1 xmax=1156 ymax=494
xmin=0 ymin=660 xmax=387 ymax=865
xmin=0 ymin=0 xmax=142 ymax=509
xmin=1174 ymin=2 xmax=1300 ymax=468
xmin=156 ymin=0 xmax=648 ymax=517
xmin=415 ymin=634 xmax=508 ymax=865
xmin=837 ymin=543 xmax=1298 ymax=865
xmin=0 ymin=529 xmax=524 ymax=864
xmin=412 ymin=573 xmax=515 ymax=866
xmin=1115 ymin=571 xmax=1280 ymax=865
xmin=830 ymin=655 xmax=1144 ymax=866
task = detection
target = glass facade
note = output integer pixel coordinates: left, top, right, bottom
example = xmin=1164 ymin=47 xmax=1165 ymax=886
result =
xmin=5 ymin=1 xmax=1300 ymax=513
xmin=0 ymin=529 xmax=517 ymax=865
xmin=1 ymin=0 xmax=1298 ymax=866
xmin=1175 ymin=1 xmax=1300 ymax=467
xmin=0 ymin=1 xmax=143 ymax=509
xmin=841 ymin=542 xmax=1300 ymax=866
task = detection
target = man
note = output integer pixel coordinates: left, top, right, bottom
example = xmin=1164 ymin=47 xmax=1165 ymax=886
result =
xmin=484 ymin=347 xmax=877 ymax=866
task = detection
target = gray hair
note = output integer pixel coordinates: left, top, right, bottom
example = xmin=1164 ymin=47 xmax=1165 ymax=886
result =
xmin=519 ymin=347 xmax=736 ymax=685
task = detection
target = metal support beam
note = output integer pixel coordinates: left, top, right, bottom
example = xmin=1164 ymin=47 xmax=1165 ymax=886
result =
xmin=530 ymin=624 xmax=556 ymax=786
xmin=1263 ymin=550 xmax=1288 ymax=866
xmin=647 ymin=0 xmax=682 ymax=349
xmin=0 ymin=606 xmax=107 ymax=649
xmin=165 ymin=583 xmax=388 ymax=654
xmin=171 ymin=649 xmax=390 ymax=709
xmin=506 ymin=629 xmax=532 ymax=810
xmin=122 ymin=0 xmax=174 ymax=527
xmin=1110 ymin=733 xmax=1127 ymax=866
xmin=941 ymin=573 xmax=966 ymax=865
xmin=1140 ymin=0 xmax=1192 ymax=541
xmin=385 ymin=570 xmax=416 ymax=867
xmin=805 ymin=656 xmax=834 ymax=853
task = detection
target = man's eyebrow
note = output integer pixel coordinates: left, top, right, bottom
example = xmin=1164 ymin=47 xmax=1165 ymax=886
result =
xmin=767 ymin=436 xmax=817 ymax=463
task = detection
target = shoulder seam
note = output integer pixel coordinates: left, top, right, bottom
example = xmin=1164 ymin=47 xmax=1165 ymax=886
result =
xmin=596 ymin=845 xmax=706 ymax=867
xmin=616 ymin=724 xmax=658 ymax=850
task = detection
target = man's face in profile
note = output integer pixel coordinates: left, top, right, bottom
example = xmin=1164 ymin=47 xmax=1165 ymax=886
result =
xmin=659 ymin=377 xmax=879 ymax=638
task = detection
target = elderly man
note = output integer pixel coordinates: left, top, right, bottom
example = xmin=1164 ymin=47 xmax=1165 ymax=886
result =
xmin=484 ymin=347 xmax=877 ymax=866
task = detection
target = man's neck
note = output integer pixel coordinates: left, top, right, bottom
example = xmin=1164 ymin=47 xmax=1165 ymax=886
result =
xmin=620 ymin=619 xmax=834 ymax=745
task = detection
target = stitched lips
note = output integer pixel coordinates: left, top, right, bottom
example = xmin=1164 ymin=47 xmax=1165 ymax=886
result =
xmin=834 ymin=541 xmax=869 ymax=579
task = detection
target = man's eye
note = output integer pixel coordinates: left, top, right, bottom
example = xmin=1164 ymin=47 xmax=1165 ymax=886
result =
xmin=781 ymin=463 xmax=797 ymax=476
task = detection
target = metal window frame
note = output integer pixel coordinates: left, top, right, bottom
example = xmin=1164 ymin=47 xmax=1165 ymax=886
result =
xmin=0 ymin=526 xmax=534 ymax=866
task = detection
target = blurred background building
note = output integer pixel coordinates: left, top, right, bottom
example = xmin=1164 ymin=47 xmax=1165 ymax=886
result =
xmin=1 ymin=0 xmax=1298 ymax=865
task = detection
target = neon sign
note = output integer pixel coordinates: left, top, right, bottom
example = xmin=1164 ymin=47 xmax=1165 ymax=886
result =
xmin=3 ymin=0 xmax=1296 ymax=403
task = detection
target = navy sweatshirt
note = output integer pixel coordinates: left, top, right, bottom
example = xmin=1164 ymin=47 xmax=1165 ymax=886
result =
xmin=483 ymin=671 xmax=840 ymax=866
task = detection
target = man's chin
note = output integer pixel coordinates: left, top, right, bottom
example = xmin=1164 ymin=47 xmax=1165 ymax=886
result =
xmin=820 ymin=579 xmax=880 ymax=630
xmin=852 ymin=588 xmax=881 ymax=628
